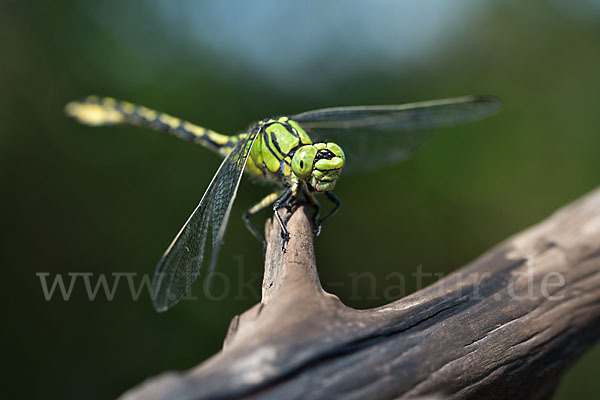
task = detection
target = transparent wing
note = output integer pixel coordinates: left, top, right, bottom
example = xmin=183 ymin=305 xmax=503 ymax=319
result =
xmin=151 ymin=128 xmax=259 ymax=312
xmin=292 ymin=95 xmax=502 ymax=175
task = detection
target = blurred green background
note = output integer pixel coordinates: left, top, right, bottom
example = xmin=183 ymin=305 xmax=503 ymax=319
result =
xmin=2 ymin=0 xmax=599 ymax=398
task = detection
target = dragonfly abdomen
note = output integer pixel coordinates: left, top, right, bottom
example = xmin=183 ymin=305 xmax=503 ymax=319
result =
xmin=65 ymin=96 xmax=237 ymax=156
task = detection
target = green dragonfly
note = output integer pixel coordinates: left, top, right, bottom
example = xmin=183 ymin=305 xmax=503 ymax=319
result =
xmin=65 ymin=94 xmax=501 ymax=311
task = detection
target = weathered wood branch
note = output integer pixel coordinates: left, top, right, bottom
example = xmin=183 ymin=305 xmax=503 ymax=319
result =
xmin=122 ymin=188 xmax=600 ymax=400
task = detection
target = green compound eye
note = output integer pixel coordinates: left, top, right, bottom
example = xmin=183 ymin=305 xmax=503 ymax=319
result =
xmin=326 ymin=142 xmax=345 ymax=161
xmin=291 ymin=145 xmax=317 ymax=179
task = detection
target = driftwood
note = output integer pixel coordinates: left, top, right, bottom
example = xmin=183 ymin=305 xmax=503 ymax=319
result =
xmin=122 ymin=188 xmax=600 ymax=400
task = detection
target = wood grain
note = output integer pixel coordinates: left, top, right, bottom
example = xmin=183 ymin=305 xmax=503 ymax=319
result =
xmin=121 ymin=189 xmax=600 ymax=400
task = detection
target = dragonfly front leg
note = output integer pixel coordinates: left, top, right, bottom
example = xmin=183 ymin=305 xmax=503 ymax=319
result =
xmin=306 ymin=193 xmax=322 ymax=236
xmin=273 ymin=188 xmax=293 ymax=252
xmin=315 ymin=192 xmax=341 ymax=235
xmin=243 ymin=191 xmax=283 ymax=254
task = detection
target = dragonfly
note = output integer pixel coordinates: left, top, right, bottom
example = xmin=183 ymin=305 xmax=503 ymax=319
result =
xmin=65 ymin=94 xmax=501 ymax=311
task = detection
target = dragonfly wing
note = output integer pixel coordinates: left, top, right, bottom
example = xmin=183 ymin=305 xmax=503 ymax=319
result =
xmin=292 ymin=95 xmax=502 ymax=175
xmin=151 ymin=128 xmax=259 ymax=312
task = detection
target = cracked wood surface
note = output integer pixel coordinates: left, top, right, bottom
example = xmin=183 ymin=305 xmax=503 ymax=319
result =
xmin=121 ymin=188 xmax=600 ymax=400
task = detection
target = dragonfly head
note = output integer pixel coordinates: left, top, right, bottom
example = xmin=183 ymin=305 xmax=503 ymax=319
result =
xmin=291 ymin=142 xmax=345 ymax=192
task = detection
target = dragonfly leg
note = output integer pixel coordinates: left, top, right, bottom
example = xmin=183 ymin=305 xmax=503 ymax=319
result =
xmin=316 ymin=192 xmax=341 ymax=235
xmin=306 ymin=193 xmax=322 ymax=236
xmin=243 ymin=191 xmax=282 ymax=255
xmin=273 ymin=188 xmax=293 ymax=252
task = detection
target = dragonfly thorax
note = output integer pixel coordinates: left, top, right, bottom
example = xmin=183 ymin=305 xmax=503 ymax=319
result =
xmin=291 ymin=142 xmax=345 ymax=192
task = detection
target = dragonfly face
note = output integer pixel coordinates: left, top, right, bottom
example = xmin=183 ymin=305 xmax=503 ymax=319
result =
xmin=291 ymin=142 xmax=345 ymax=192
